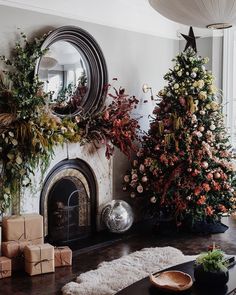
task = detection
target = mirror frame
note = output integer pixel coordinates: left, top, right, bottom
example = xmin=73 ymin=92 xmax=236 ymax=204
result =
xmin=35 ymin=26 xmax=108 ymax=116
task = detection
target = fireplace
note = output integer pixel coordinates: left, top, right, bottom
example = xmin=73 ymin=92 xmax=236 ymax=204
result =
xmin=40 ymin=159 xmax=96 ymax=244
xmin=20 ymin=143 xmax=113 ymax=242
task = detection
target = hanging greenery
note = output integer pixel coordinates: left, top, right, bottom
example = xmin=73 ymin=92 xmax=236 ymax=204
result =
xmin=0 ymin=33 xmax=140 ymax=212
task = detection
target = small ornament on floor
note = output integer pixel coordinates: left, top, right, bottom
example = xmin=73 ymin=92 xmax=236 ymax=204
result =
xmin=101 ymin=200 xmax=134 ymax=233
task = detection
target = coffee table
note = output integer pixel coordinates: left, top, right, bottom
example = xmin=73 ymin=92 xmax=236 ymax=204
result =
xmin=116 ymin=259 xmax=236 ymax=295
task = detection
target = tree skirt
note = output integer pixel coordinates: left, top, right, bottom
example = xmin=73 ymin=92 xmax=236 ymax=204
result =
xmin=62 ymin=247 xmax=195 ymax=295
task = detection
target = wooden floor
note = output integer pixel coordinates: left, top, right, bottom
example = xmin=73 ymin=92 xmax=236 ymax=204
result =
xmin=2 ymin=216 xmax=236 ymax=295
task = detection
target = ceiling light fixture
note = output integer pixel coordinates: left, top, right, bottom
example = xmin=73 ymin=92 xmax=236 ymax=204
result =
xmin=40 ymin=56 xmax=58 ymax=70
xmin=149 ymin=0 xmax=236 ymax=29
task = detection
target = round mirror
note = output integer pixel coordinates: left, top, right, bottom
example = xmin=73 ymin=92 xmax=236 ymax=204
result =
xmin=35 ymin=26 xmax=108 ymax=117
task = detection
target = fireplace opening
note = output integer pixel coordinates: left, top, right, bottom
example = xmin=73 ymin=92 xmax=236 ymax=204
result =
xmin=40 ymin=159 xmax=97 ymax=245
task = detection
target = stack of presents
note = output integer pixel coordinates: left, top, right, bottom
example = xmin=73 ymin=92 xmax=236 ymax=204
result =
xmin=0 ymin=213 xmax=72 ymax=279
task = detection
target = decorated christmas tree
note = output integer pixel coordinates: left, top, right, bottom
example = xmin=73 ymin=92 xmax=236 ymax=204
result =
xmin=124 ymin=28 xmax=236 ymax=229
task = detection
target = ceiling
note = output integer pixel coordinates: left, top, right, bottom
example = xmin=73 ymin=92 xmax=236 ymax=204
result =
xmin=0 ymin=0 xmax=215 ymax=39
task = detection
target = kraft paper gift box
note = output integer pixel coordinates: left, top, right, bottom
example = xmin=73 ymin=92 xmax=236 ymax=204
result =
xmin=54 ymin=246 xmax=72 ymax=267
xmin=24 ymin=244 xmax=55 ymax=276
xmin=0 ymin=256 xmax=11 ymax=279
xmin=2 ymin=240 xmax=30 ymax=258
xmin=2 ymin=213 xmax=43 ymax=245
xmin=2 ymin=240 xmax=30 ymax=271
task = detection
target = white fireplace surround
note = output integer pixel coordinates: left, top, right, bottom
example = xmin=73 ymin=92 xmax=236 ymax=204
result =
xmin=20 ymin=142 xmax=113 ymax=233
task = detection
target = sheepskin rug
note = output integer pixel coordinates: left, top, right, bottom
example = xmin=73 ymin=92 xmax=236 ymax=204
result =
xmin=62 ymin=246 xmax=195 ymax=295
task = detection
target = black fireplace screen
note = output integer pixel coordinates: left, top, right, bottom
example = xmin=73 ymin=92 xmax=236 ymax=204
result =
xmin=48 ymin=176 xmax=90 ymax=243
xmin=40 ymin=159 xmax=97 ymax=245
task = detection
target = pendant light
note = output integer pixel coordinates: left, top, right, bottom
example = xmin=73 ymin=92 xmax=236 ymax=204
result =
xmin=149 ymin=0 xmax=236 ymax=29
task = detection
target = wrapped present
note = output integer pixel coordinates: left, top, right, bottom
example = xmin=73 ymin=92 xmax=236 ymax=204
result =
xmin=0 ymin=256 xmax=11 ymax=279
xmin=2 ymin=240 xmax=30 ymax=271
xmin=2 ymin=240 xmax=30 ymax=258
xmin=24 ymin=243 xmax=54 ymax=276
xmin=2 ymin=214 xmax=43 ymax=244
xmin=54 ymin=246 xmax=72 ymax=267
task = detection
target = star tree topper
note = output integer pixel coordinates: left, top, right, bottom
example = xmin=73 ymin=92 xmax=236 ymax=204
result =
xmin=181 ymin=26 xmax=198 ymax=52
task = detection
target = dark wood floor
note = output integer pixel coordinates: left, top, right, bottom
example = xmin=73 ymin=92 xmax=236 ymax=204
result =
xmin=2 ymin=216 xmax=236 ymax=295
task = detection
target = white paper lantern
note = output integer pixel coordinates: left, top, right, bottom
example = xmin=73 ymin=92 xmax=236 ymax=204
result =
xmin=149 ymin=0 xmax=236 ymax=29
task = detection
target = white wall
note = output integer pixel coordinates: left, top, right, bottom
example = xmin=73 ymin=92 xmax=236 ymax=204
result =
xmin=0 ymin=0 xmax=182 ymax=39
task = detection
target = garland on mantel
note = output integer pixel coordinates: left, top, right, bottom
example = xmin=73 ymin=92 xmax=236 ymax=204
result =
xmin=0 ymin=32 xmax=140 ymax=212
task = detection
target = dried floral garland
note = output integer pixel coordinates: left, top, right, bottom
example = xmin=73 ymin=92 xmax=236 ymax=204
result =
xmin=77 ymin=84 xmax=140 ymax=159
xmin=0 ymin=33 xmax=140 ymax=212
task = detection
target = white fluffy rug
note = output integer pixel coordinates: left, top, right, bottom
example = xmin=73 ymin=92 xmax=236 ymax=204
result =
xmin=62 ymin=246 xmax=195 ymax=295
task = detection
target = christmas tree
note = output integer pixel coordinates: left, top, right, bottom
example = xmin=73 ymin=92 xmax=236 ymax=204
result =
xmin=124 ymin=29 xmax=236 ymax=228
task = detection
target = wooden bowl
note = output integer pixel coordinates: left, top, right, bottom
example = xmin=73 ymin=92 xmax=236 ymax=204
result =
xmin=150 ymin=270 xmax=193 ymax=292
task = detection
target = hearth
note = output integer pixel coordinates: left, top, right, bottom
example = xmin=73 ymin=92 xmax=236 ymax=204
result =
xmin=40 ymin=159 xmax=96 ymax=245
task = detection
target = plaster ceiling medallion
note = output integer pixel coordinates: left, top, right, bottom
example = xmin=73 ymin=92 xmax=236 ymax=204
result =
xmin=148 ymin=0 xmax=236 ymax=29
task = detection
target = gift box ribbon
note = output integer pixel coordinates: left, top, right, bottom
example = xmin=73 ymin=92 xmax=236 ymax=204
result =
xmin=26 ymin=246 xmax=52 ymax=274
xmin=12 ymin=240 xmax=26 ymax=257
xmin=0 ymin=264 xmax=11 ymax=277
xmin=0 ymin=270 xmax=11 ymax=278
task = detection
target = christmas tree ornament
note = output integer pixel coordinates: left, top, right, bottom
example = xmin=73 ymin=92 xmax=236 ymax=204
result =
xmin=137 ymin=185 xmax=144 ymax=193
xmin=214 ymin=172 xmax=221 ymax=179
xmin=210 ymin=124 xmax=216 ymax=131
xmin=150 ymin=196 xmax=157 ymax=203
xmin=201 ymin=161 xmax=209 ymax=169
xmin=101 ymin=200 xmax=134 ymax=233
xmin=181 ymin=27 xmax=198 ymax=52
xmin=142 ymin=176 xmax=148 ymax=182
xmin=199 ymin=126 xmax=205 ymax=132
xmin=174 ymin=83 xmax=180 ymax=89
xmin=124 ymin=175 xmax=130 ymax=183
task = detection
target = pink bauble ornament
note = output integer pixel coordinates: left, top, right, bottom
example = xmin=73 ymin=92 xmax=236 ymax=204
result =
xmin=124 ymin=175 xmax=130 ymax=183
xmin=142 ymin=176 xmax=148 ymax=182
xmin=199 ymin=126 xmax=205 ymax=132
xmin=201 ymin=161 xmax=209 ymax=169
xmin=137 ymin=185 xmax=144 ymax=193
xmin=214 ymin=172 xmax=221 ymax=179
xmin=150 ymin=196 xmax=157 ymax=203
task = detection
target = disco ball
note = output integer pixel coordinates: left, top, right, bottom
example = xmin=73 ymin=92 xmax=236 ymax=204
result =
xmin=101 ymin=200 xmax=134 ymax=233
